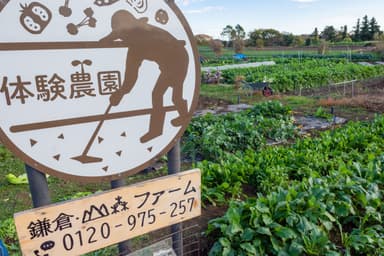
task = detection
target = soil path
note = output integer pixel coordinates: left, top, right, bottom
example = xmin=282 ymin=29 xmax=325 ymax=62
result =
xmin=201 ymin=61 xmax=275 ymax=72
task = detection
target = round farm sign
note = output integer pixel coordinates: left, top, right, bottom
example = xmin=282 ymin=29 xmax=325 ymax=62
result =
xmin=0 ymin=0 xmax=200 ymax=181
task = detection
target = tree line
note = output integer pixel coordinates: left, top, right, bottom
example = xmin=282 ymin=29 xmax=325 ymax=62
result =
xmin=203 ymin=15 xmax=384 ymax=53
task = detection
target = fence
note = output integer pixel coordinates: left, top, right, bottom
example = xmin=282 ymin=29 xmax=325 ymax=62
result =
xmin=291 ymin=76 xmax=384 ymax=98
xmin=224 ymin=76 xmax=384 ymax=107
xmin=126 ymin=224 xmax=201 ymax=256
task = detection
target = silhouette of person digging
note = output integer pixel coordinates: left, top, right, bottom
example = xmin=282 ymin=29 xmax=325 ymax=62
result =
xmin=100 ymin=10 xmax=189 ymax=143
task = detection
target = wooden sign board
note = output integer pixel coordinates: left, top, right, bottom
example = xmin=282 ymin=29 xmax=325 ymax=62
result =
xmin=14 ymin=169 xmax=201 ymax=256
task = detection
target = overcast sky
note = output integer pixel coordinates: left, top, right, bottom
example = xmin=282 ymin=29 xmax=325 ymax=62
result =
xmin=175 ymin=0 xmax=384 ymax=38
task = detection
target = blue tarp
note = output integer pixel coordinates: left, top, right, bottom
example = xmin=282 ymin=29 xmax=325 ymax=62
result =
xmin=0 ymin=240 xmax=8 ymax=256
xmin=233 ymin=53 xmax=247 ymax=60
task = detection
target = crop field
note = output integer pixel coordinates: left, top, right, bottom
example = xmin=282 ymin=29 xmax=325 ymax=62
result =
xmin=219 ymin=59 xmax=384 ymax=92
xmin=198 ymin=107 xmax=384 ymax=255
xmin=195 ymin=46 xmax=384 ymax=255
xmin=199 ymin=46 xmax=379 ymax=67
xmin=1 ymin=46 xmax=384 ymax=255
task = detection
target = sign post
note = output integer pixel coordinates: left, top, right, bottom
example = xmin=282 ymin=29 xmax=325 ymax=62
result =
xmin=25 ymin=165 xmax=51 ymax=208
xmin=167 ymin=141 xmax=183 ymax=255
xmin=110 ymin=178 xmax=132 ymax=255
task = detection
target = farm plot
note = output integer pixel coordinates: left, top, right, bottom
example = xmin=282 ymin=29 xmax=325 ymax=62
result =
xmin=195 ymin=111 xmax=384 ymax=255
xmin=219 ymin=59 xmax=384 ymax=93
xmin=198 ymin=46 xmax=377 ymax=67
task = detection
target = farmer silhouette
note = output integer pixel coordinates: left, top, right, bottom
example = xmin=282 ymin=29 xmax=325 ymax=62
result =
xmin=100 ymin=10 xmax=189 ymax=143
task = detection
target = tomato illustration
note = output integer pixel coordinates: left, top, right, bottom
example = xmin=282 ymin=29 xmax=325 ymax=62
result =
xmin=155 ymin=9 xmax=169 ymax=25
xmin=20 ymin=2 xmax=52 ymax=34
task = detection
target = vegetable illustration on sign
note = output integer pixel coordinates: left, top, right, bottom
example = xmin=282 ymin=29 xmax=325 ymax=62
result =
xmin=155 ymin=9 xmax=169 ymax=25
xmin=0 ymin=1 xmax=200 ymax=181
xmin=19 ymin=2 xmax=52 ymax=34
xmin=66 ymin=8 xmax=96 ymax=35
xmin=58 ymin=0 xmax=71 ymax=17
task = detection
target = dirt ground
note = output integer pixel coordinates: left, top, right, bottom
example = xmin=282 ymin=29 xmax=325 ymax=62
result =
xmin=199 ymin=77 xmax=384 ymax=120
xmin=196 ymin=96 xmax=232 ymax=111
xmin=293 ymin=77 xmax=384 ymax=120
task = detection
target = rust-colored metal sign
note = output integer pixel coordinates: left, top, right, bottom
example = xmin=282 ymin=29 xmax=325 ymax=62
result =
xmin=0 ymin=1 xmax=200 ymax=181
xmin=15 ymin=169 xmax=201 ymax=255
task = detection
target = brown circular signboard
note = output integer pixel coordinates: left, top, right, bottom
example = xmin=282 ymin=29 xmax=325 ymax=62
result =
xmin=0 ymin=0 xmax=200 ymax=182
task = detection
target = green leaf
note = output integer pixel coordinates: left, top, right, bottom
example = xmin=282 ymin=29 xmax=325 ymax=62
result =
xmin=334 ymin=202 xmax=351 ymax=217
xmin=240 ymin=243 xmax=257 ymax=255
xmin=222 ymin=247 xmax=236 ymax=256
xmin=324 ymin=211 xmax=336 ymax=222
xmin=286 ymin=214 xmax=299 ymax=227
xmin=6 ymin=173 xmax=29 ymax=185
xmin=252 ymin=238 xmax=262 ymax=248
xmin=274 ymin=227 xmax=297 ymax=240
xmin=289 ymin=241 xmax=304 ymax=256
xmin=256 ymin=227 xmax=272 ymax=236
xmin=226 ymin=205 xmax=241 ymax=223
xmin=241 ymin=228 xmax=255 ymax=241
xmin=219 ymin=237 xmax=231 ymax=248
xmin=229 ymin=222 xmax=243 ymax=235
xmin=325 ymin=251 xmax=342 ymax=256
xmin=208 ymin=242 xmax=223 ymax=256
xmin=271 ymin=236 xmax=283 ymax=252
xmin=297 ymin=216 xmax=314 ymax=234
xmin=321 ymin=220 xmax=333 ymax=231
xmin=262 ymin=214 xmax=274 ymax=226
xmin=278 ymin=251 xmax=290 ymax=256
xmin=256 ymin=202 xmax=270 ymax=214
xmin=221 ymin=182 xmax=230 ymax=189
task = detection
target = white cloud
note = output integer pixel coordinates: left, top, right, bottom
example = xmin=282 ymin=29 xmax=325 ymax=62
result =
xmin=291 ymin=0 xmax=317 ymax=2
xmin=184 ymin=6 xmax=224 ymax=14
xmin=176 ymin=0 xmax=207 ymax=6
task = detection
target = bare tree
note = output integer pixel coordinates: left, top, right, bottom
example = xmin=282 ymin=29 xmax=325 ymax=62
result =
xmin=210 ymin=39 xmax=223 ymax=57
xmin=233 ymin=39 xmax=245 ymax=53
xmin=318 ymin=40 xmax=329 ymax=55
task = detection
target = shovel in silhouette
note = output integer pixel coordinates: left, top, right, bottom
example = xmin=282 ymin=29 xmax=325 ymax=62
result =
xmin=72 ymin=104 xmax=113 ymax=164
